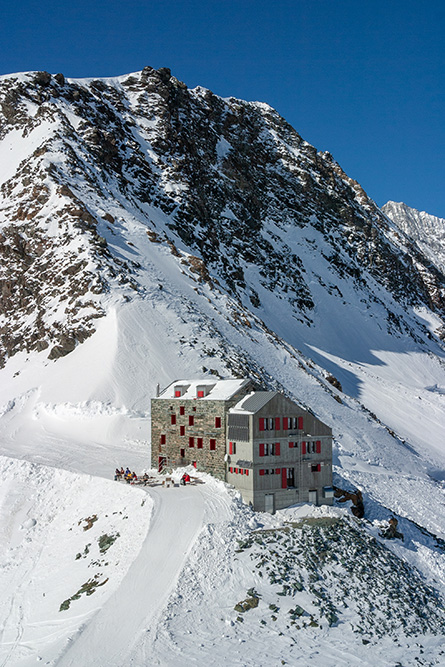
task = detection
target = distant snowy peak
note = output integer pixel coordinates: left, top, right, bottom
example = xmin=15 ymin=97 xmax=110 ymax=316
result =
xmin=382 ymin=200 xmax=445 ymax=273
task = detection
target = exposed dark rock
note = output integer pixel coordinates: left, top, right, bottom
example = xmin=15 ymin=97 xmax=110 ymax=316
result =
xmin=34 ymin=71 xmax=52 ymax=86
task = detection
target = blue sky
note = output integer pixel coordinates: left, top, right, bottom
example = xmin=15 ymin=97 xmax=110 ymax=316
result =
xmin=1 ymin=0 xmax=444 ymax=217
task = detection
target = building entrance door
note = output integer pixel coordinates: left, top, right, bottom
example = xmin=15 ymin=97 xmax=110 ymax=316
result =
xmin=308 ymin=489 xmax=318 ymax=505
xmin=265 ymin=493 xmax=275 ymax=514
xmin=158 ymin=456 xmax=167 ymax=473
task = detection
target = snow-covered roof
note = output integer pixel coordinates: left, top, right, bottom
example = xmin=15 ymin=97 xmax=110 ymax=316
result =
xmin=156 ymin=378 xmax=251 ymax=401
xmin=230 ymin=391 xmax=277 ymax=414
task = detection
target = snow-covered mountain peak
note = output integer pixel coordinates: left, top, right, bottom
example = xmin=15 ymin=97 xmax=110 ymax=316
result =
xmin=383 ymin=200 xmax=445 ymax=274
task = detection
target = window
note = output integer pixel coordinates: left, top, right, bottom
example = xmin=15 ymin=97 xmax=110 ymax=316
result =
xmin=197 ymin=390 xmax=204 ymax=398
xmin=180 ymin=406 xmax=185 ymax=415
xmin=175 ymin=390 xmax=182 ymax=397
xmin=287 ymin=468 xmax=295 ymax=487
xmin=259 ymin=417 xmax=275 ymax=431
xmin=189 ymin=415 xmax=194 ymax=426
xmin=311 ymin=463 xmax=321 ymax=473
xmin=229 ymin=442 xmax=236 ymax=455
xmin=189 ymin=437 xmax=194 ymax=448
xmin=287 ymin=417 xmax=303 ymax=430
xmin=180 ymin=448 xmax=185 ymax=458
xmin=289 ymin=441 xmax=295 ymax=448
xmin=160 ymin=434 xmax=166 ymax=445
xmin=215 ymin=416 xmax=222 ymax=428
xmin=209 ymin=439 xmax=216 ymax=451
xmin=171 ymin=414 xmax=176 ymax=425
xmin=259 ymin=469 xmax=265 ymax=476
xmin=180 ymin=426 xmax=185 ymax=436
xmin=259 ymin=443 xmax=280 ymax=456
xmin=197 ymin=438 xmax=203 ymax=449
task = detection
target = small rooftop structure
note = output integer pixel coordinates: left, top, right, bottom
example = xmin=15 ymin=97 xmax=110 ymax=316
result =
xmin=157 ymin=378 xmax=251 ymax=402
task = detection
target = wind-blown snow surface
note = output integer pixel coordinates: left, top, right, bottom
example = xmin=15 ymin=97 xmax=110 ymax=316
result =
xmin=0 ymin=297 xmax=444 ymax=665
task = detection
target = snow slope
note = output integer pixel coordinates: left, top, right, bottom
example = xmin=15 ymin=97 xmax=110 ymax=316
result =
xmin=1 ymin=456 xmax=444 ymax=667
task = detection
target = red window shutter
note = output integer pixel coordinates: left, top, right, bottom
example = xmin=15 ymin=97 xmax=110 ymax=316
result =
xmin=275 ymin=468 xmax=281 ymax=474
xmin=259 ymin=443 xmax=265 ymax=457
xmin=189 ymin=437 xmax=194 ymax=447
xmin=234 ymin=468 xmax=238 ymax=474
xmin=197 ymin=438 xmax=203 ymax=449
xmin=275 ymin=443 xmax=280 ymax=456
xmin=317 ymin=463 xmax=321 ymax=472
xmin=259 ymin=418 xmax=265 ymax=431
xmin=302 ymin=441 xmax=306 ymax=455
xmin=281 ymin=469 xmax=287 ymax=489
xmin=259 ymin=469 xmax=265 ymax=476
xmin=197 ymin=390 xmax=204 ymax=398
xmin=175 ymin=390 xmax=181 ymax=397
xmin=180 ymin=406 xmax=185 ymax=415
xmin=180 ymin=425 xmax=185 ymax=436
xmin=171 ymin=414 xmax=176 ymax=425
xmin=298 ymin=416 xmax=303 ymax=430
xmin=229 ymin=442 xmax=233 ymax=455
xmin=316 ymin=440 xmax=321 ymax=454
xmin=215 ymin=416 xmax=222 ymax=428
xmin=289 ymin=441 xmax=294 ymax=449
xmin=275 ymin=417 xmax=281 ymax=431
xmin=240 ymin=469 xmax=244 ymax=475
xmin=210 ymin=439 xmax=216 ymax=450
xmin=229 ymin=467 xmax=233 ymax=473
xmin=189 ymin=415 xmax=194 ymax=426
xmin=283 ymin=417 xmax=288 ymax=430
xmin=245 ymin=470 xmax=249 ymax=476
xmin=160 ymin=434 xmax=166 ymax=444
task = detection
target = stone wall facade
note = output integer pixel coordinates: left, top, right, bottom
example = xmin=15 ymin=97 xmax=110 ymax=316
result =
xmin=151 ymin=384 xmax=251 ymax=479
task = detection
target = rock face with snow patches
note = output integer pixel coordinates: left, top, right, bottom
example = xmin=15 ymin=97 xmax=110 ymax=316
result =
xmin=383 ymin=200 xmax=445 ymax=275
xmin=0 ymin=67 xmax=444 ymax=367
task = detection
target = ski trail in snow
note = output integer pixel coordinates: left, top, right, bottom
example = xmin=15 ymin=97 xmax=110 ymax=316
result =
xmin=57 ymin=485 xmax=205 ymax=667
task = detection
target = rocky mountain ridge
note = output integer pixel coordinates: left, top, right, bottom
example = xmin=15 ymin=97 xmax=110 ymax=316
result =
xmin=0 ymin=66 xmax=444 ymax=369
xmin=382 ymin=200 xmax=445 ymax=275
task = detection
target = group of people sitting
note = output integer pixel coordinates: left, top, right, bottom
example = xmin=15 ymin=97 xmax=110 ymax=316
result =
xmin=114 ymin=468 xmax=151 ymax=484
xmin=114 ymin=468 xmax=192 ymax=486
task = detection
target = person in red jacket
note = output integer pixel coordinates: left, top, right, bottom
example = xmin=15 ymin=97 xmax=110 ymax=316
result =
xmin=181 ymin=473 xmax=191 ymax=486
